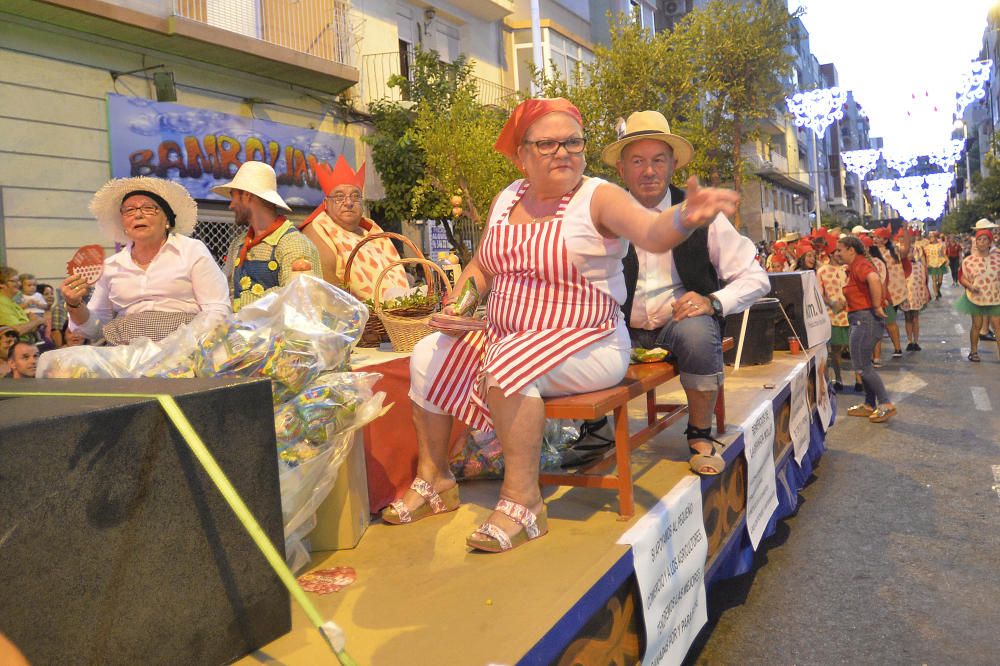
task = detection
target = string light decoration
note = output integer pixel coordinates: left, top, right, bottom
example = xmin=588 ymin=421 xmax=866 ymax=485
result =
xmin=926 ymin=139 xmax=965 ymax=172
xmin=867 ymin=174 xmax=954 ymax=221
xmin=785 ymin=87 xmax=849 ymax=136
xmin=840 ymin=149 xmax=881 ymax=179
xmin=881 ymin=149 xmax=920 ymax=177
xmin=955 ymin=59 xmax=992 ymax=117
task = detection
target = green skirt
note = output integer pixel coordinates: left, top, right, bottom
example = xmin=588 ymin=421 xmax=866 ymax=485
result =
xmin=955 ymin=293 xmax=1000 ymax=316
xmin=830 ymin=325 xmax=850 ymax=346
xmin=883 ymin=303 xmax=896 ymax=320
xmin=928 ymin=265 xmax=949 ymax=277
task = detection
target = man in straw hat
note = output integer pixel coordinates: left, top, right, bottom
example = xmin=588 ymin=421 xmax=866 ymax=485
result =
xmin=590 ymin=110 xmax=769 ymax=475
xmin=214 ymin=161 xmax=321 ymax=312
xmin=300 ymin=155 xmax=409 ymax=302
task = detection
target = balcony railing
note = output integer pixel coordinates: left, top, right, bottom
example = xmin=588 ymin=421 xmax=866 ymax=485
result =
xmin=173 ymin=0 xmax=353 ymax=67
xmin=359 ymin=51 xmax=517 ymax=113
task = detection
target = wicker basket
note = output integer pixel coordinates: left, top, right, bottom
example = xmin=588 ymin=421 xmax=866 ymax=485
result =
xmin=374 ymin=258 xmax=452 ymax=353
xmin=342 ymin=231 xmax=429 ymax=347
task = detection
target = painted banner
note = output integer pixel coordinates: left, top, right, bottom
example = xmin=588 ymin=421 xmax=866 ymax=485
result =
xmin=744 ymin=402 xmax=778 ymax=550
xmin=789 ymin=362 xmax=811 ymax=465
xmin=814 ymin=346 xmax=832 ymax=431
xmin=107 ymin=94 xmax=356 ymax=207
xmin=618 ymin=476 xmax=708 ymax=666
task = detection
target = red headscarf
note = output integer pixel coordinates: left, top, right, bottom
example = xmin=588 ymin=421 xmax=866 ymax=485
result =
xmin=976 ymin=228 xmax=994 ymax=242
xmin=859 ymin=234 xmax=874 ymax=250
xmin=872 ymin=226 xmax=892 ymax=240
xmin=794 ymin=239 xmax=815 ymax=258
xmin=494 ymin=98 xmax=584 ymax=164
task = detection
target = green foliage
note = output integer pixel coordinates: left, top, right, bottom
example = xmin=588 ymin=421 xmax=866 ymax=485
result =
xmin=536 ymin=2 xmax=795 ymax=226
xmin=363 ymin=48 xmax=518 ymax=262
xmin=942 ymin=153 xmax=1000 ymax=233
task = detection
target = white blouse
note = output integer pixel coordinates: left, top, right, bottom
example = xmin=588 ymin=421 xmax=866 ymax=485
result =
xmin=71 ymin=234 xmax=231 ymax=339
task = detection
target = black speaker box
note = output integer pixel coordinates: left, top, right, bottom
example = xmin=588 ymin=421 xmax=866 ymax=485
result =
xmin=768 ymin=271 xmax=810 ymax=350
xmin=0 ymin=377 xmax=290 ymax=665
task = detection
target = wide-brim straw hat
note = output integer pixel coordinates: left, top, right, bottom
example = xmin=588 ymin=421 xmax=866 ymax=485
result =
xmin=601 ymin=111 xmax=694 ymax=169
xmin=212 ymin=161 xmax=291 ymax=212
xmin=851 ymin=225 xmax=870 ymax=234
xmin=974 ymin=218 xmax=998 ymax=230
xmin=90 ymin=177 xmax=197 ymax=244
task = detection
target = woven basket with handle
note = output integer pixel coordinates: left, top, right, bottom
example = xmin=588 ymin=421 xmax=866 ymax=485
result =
xmin=342 ymin=231 xmax=434 ymax=347
xmin=374 ymin=258 xmax=452 ymax=353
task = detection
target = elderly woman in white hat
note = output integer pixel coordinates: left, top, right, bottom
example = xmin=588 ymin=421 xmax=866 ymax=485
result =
xmin=212 ymin=161 xmax=321 ymax=312
xmin=61 ymin=177 xmax=230 ymax=345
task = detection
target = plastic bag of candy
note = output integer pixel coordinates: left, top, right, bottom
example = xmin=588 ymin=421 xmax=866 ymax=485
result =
xmin=449 ymin=419 xmax=575 ymax=480
xmin=278 ymin=372 xmax=386 ymax=572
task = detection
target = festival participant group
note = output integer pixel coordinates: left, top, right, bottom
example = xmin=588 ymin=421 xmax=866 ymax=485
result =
xmin=1 ymin=97 xmax=998 ymax=553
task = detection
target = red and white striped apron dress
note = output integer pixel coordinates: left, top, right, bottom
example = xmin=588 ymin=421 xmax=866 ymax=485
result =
xmin=425 ymin=179 xmax=620 ymax=432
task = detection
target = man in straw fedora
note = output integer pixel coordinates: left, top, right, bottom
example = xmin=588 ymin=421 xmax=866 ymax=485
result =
xmin=299 ymin=155 xmax=409 ymax=302
xmin=578 ymin=111 xmax=769 ymax=475
xmin=214 ymin=161 xmax=321 ymax=312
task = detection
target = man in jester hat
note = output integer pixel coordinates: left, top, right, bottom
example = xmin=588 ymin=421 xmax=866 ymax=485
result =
xmin=215 ymin=161 xmax=322 ymax=312
xmin=300 ymin=155 xmax=410 ymax=303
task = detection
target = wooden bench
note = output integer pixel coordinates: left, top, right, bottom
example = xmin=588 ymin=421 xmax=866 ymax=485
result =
xmin=539 ymin=337 xmax=735 ymax=519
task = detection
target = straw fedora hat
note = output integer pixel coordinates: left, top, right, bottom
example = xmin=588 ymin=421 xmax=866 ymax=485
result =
xmin=600 ymin=111 xmax=694 ymax=168
xmin=212 ymin=161 xmax=291 ymax=212
xmin=89 ymin=176 xmax=197 ymax=244
xmin=974 ymin=218 xmax=998 ymax=230
xmin=850 ymin=225 xmax=870 ymax=234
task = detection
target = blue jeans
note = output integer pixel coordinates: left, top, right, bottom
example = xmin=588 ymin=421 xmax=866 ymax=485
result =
xmin=629 ymin=315 xmax=723 ymax=391
xmin=848 ymin=309 xmax=890 ymax=407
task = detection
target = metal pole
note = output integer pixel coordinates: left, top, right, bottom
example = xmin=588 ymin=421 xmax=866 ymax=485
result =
xmin=811 ymin=130 xmax=822 ymax=228
xmin=964 ymin=122 xmax=973 ymax=202
xmin=530 ymin=0 xmax=543 ymax=97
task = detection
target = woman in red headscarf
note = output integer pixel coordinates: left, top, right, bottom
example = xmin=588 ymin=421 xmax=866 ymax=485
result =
xmin=957 ymin=228 xmax=1000 ymax=361
xmin=382 ymin=98 xmax=740 ymax=553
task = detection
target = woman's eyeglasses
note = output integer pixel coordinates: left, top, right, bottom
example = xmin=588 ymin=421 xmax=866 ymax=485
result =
xmin=120 ymin=205 xmax=161 ymax=218
xmin=523 ymin=137 xmax=587 ymax=156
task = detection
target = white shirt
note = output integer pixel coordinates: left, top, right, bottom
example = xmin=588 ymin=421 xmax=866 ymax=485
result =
xmin=71 ymin=233 xmax=231 ymax=339
xmin=630 ymin=190 xmax=770 ymax=330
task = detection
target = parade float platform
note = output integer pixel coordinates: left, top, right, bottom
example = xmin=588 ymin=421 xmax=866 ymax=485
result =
xmin=239 ymin=347 xmax=832 ymax=666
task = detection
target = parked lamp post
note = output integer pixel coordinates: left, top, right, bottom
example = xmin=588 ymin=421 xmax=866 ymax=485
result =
xmin=786 ymin=87 xmax=848 ymax=228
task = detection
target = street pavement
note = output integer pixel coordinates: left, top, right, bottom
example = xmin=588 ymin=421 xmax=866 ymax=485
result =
xmin=686 ymin=281 xmax=1000 ymax=664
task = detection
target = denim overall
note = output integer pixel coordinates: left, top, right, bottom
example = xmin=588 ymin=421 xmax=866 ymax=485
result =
xmin=233 ymin=224 xmax=295 ymax=299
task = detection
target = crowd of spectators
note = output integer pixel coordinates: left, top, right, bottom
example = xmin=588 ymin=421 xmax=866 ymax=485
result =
xmin=0 ymin=265 xmax=87 ymax=378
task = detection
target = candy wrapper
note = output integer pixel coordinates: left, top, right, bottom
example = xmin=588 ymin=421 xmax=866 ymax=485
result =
xmin=452 ymin=279 xmax=480 ymax=317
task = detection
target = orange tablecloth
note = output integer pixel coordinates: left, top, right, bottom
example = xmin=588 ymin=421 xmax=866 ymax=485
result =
xmin=359 ymin=353 xmax=466 ymax=512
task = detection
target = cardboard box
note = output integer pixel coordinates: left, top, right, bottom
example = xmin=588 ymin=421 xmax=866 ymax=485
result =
xmin=309 ymin=431 xmax=371 ymax=551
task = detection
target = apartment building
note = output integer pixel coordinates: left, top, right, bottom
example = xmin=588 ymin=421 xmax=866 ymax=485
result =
xmin=0 ymin=0 xmax=371 ymax=280
xmin=0 ymin=0 xmax=524 ymax=280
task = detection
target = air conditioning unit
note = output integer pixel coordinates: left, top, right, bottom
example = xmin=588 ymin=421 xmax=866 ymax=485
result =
xmin=663 ymin=0 xmax=686 ymax=17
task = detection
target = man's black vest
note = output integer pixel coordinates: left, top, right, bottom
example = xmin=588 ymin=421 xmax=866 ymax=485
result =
xmin=621 ymin=184 xmax=721 ymax=323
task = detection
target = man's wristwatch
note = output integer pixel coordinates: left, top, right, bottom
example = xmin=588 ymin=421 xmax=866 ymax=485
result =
xmin=708 ymin=295 xmax=723 ymax=317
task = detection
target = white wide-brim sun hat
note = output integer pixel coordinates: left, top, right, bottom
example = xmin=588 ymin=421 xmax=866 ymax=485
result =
xmin=89 ymin=177 xmax=198 ymax=244
xmin=211 ymin=161 xmax=291 ymax=212
xmin=974 ymin=218 xmax=998 ymax=230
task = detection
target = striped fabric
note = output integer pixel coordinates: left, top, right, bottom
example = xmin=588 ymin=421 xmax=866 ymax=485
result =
xmin=425 ymin=180 xmax=618 ymax=431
